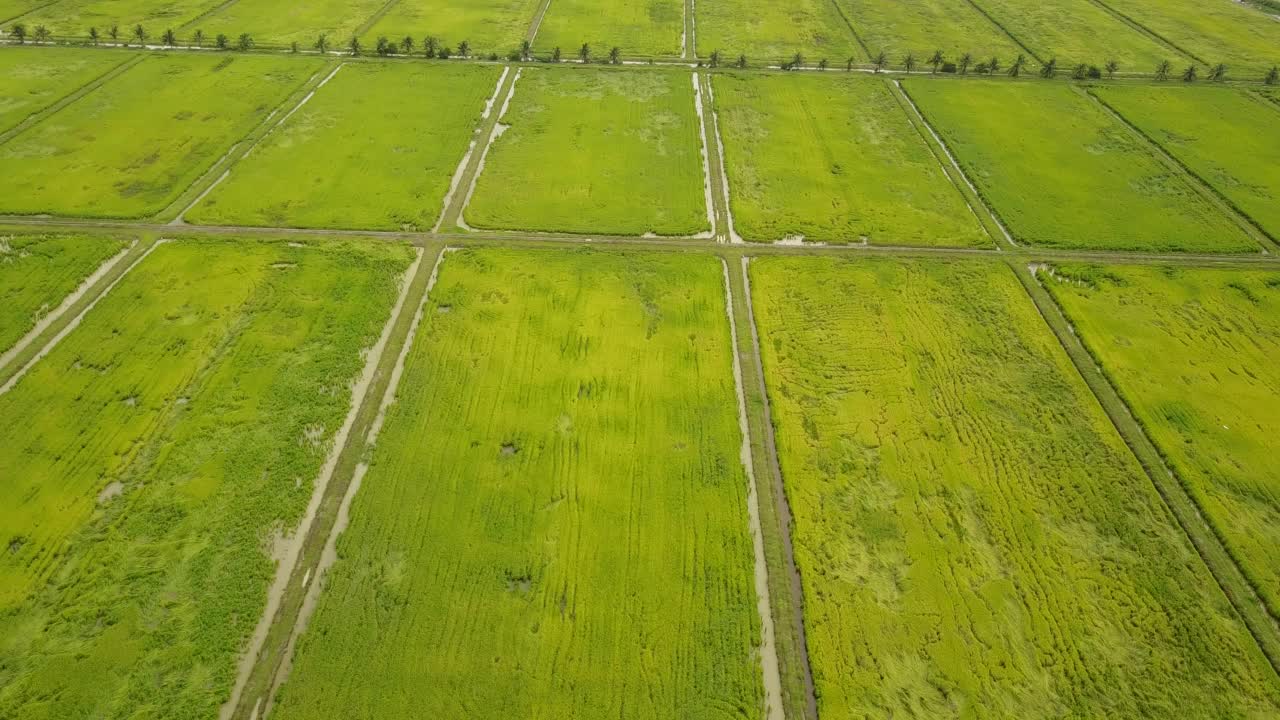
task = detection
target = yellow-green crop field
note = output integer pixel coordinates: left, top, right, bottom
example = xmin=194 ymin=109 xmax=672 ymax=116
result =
xmin=465 ymin=68 xmax=709 ymax=236
xmin=1042 ymin=263 xmax=1280 ymax=620
xmin=713 ymin=73 xmax=988 ymax=247
xmin=1092 ymin=85 xmax=1280 ymax=243
xmin=189 ymin=63 xmax=500 ymax=231
xmin=0 ymin=234 xmax=123 ymax=353
xmin=272 ymin=247 xmax=763 ymax=719
xmin=695 ymin=0 xmax=860 ymax=63
xmin=749 ymin=256 xmax=1280 ymax=718
xmin=966 ymin=0 xmax=1169 ymax=69
xmin=904 ymin=79 xmax=1257 ymax=253
xmin=534 ymin=0 xmax=683 ymax=57
xmin=362 ymin=0 xmax=540 ymax=56
xmin=11 ymin=0 xmax=224 ymax=40
xmin=1098 ymin=0 xmax=1280 ymax=73
xmin=0 ymin=53 xmax=319 ymax=218
xmin=197 ymin=0 xmax=386 ymax=48
xmin=840 ymin=0 xmax=1019 ymax=65
xmin=0 ymin=237 xmax=414 ymax=718
xmin=0 ymin=46 xmax=122 ymax=132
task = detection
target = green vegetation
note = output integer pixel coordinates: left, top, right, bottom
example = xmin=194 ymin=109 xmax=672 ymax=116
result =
xmin=695 ymin=0 xmax=859 ymax=63
xmin=1043 ymin=263 xmax=1280 ymax=620
xmin=840 ymin=0 xmax=1019 ymax=66
xmin=1100 ymin=0 xmax=1280 ymax=72
xmin=535 ymin=0 xmax=682 ymax=58
xmin=189 ymin=63 xmax=500 ymax=231
xmin=968 ymin=0 xmax=1168 ymax=68
xmin=466 ymin=69 xmax=709 ymax=235
xmin=0 ymin=54 xmax=318 ymax=218
xmin=199 ymin=0 xmax=385 ymax=47
xmin=0 ymin=234 xmax=123 ymax=353
xmin=749 ymin=255 xmax=1280 ymax=718
xmin=0 ymin=238 xmax=414 ymax=719
xmin=0 ymin=47 xmax=123 ymax=132
xmin=362 ymin=0 xmax=540 ymax=56
xmin=1092 ymin=86 xmax=1280 ymax=243
xmin=273 ymin=247 xmax=763 ymax=719
xmin=11 ymin=0 xmax=221 ymax=39
xmin=713 ymin=73 xmax=988 ymax=247
xmin=904 ymin=79 xmax=1256 ymax=252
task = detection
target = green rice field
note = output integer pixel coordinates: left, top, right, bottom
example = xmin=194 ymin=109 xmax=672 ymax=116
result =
xmin=271 ymin=247 xmax=763 ymax=719
xmin=1099 ymin=0 xmax=1280 ymax=73
xmin=533 ymin=0 xmax=683 ymax=58
xmin=749 ymin=255 xmax=1280 ymax=718
xmin=694 ymin=0 xmax=860 ymax=63
xmin=0 ymin=53 xmax=319 ymax=218
xmin=968 ymin=0 xmax=1170 ymax=69
xmin=361 ymin=0 xmax=540 ymax=56
xmin=197 ymin=0 xmax=386 ymax=48
xmin=0 ymin=234 xmax=123 ymax=353
xmin=903 ymin=79 xmax=1257 ymax=252
xmin=1092 ymin=85 xmax=1280 ymax=243
xmin=188 ymin=63 xmax=500 ymax=231
xmin=1043 ymin=263 xmax=1280 ymax=620
xmin=0 ymin=46 xmax=123 ymax=132
xmin=839 ymin=0 xmax=1019 ymax=65
xmin=713 ymin=73 xmax=988 ymax=246
xmin=11 ymin=0 xmax=224 ymax=39
xmin=464 ymin=69 xmax=709 ymax=236
xmin=0 ymin=237 xmax=414 ymax=719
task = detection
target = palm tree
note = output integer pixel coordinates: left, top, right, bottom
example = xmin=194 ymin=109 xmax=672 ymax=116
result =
xmin=88 ymin=26 xmax=99 ymax=45
xmin=846 ymin=56 xmax=853 ymax=71
xmin=1181 ymin=64 xmax=1196 ymax=82
xmin=736 ymin=53 xmax=746 ymax=68
xmin=818 ymin=57 xmax=828 ymax=70
xmin=552 ymin=45 xmax=561 ymax=62
xmin=903 ymin=53 xmax=916 ymax=72
xmin=709 ymin=49 xmax=720 ymax=67
xmin=578 ymin=42 xmax=589 ymax=62
xmin=457 ymin=39 xmax=469 ymax=57
xmin=192 ymin=29 xmax=204 ymax=47
xmin=1008 ymin=54 xmax=1026 ymax=77
xmin=132 ymin=24 xmax=146 ymax=46
xmin=873 ymin=51 xmax=886 ymax=72
xmin=1071 ymin=63 xmax=1087 ymax=79
xmin=1155 ymin=59 xmax=1171 ymax=80
xmin=108 ymin=24 xmax=118 ymax=42
xmin=608 ymin=46 xmax=620 ymax=64
xmin=1208 ymin=63 xmax=1226 ymax=81
xmin=215 ymin=33 xmax=228 ymax=49
xmin=236 ymin=32 xmax=252 ymax=51
xmin=520 ymin=39 xmax=530 ymax=60
xmin=792 ymin=51 xmax=803 ymax=68
xmin=928 ymin=50 xmax=944 ymax=73
xmin=375 ymin=36 xmax=389 ymax=55
xmin=1267 ymin=66 xmax=1278 ymax=85
xmin=33 ymin=24 xmax=50 ymax=43
xmin=348 ymin=35 xmax=360 ymax=56
xmin=11 ymin=23 xmax=26 ymax=44
xmin=1039 ymin=57 xmax=1057 ymax=78
xmin=958 ymin=53 xmax=972 ymax=75
xmin=401 ymin=36 xmax=414 ymax=54
xmin=423 ymin=36 xmax=437 ymax=57
xmin=162 ymin=28 xmax=176 ymax=46
xmin=1105 ymin=60 xmax=1118 ymax=78
xmin=987 ymin=56 xmax=1000 ymax=74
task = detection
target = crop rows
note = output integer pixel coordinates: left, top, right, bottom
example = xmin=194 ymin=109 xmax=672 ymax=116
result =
xmin=0 ymin=233 xmax=124 ymax=354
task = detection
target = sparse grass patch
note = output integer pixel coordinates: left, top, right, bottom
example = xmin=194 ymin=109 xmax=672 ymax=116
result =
xmin=0 ymin=47 xmax=123 ymax=133
xmin=465 ymin=68 xmax=709 ymax=236
xmin=903 ymin=79 xmax=1257 ymax=252
xmin=272 ymin=247 xmax=763 ymax=719
xmin=189 ymin=63 xmax=500 ymax=231
xmin=0 ymin=53 xmax=320 ymax=219
xmin=713 ymin=73 xmax=988 ymax=247
xmin=0 ymin=234 xmax=124 ymax=353
xmin=749 ymin=255 xmax=1280 ymax=718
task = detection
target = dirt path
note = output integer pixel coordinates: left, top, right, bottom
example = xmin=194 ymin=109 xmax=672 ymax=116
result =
xmin=219 ymin=246 xmax=425 ymax=720
xmin=433 ymin=67 xmax=511 ymax=232
xmin=0 ymin=238 xmax=165 ymax=396
xmin=691 ymin=72 xmax=718 ymax=240
xmin=526 ymin=0 xmax=553 ymax=44
xmin=454 ymin=68 xmax=521 ymax=231
xmin=703 ymin=75 xmax=742 ymax=243
xmin=0 ymin=239 xmax=133 ymax=373
xmin=721 ymin=258 xmax=785 ymax=719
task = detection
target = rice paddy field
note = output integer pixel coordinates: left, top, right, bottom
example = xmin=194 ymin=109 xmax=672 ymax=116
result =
xmin=1042 ymin=263 xmax=1280 ymax=620
xmin=0 ymin=238 xmax=415 ymax=719
xmin=967 ymin=0 xmax=1169 ymax=69
xmin=712 ymin=73 xmax=988 ymax=247
xmin=0 ymin=47 xmax=122 ymax=133
xmin=271 ymin=247 xmax=764 ymax=719
xmin=694 ymin=0 xmax=860 ymax=63
xmin=748 ymin=255 xmax=1280 ymax=718
xmin=196 ymin=0 xmax=387 ymax=48
xmin=10 ymin=0 xmax=224 ymax=39
xmin=0 ymin=53 xmax=318 ymax=218
xmin=1100 ymin=0 xmax=1280 ymax=73
xmin=903 ymin=79 xmax=1258 ymax=253
xmin=361 ymin=0 xmax=540 ymax=56
xmin=1092 ymin=86 xmax=1280 ymax=243
xmin=0 ymin=234 xmax=123 ymax=354
xmin=838 ymin=0 xmax=1019 ymax=65
xmin=533 ymin=0 xmax=683 ymax=57
xmin=464 ymin=69 xmax=709 ymax=236
xmin=188 ymin=63 xmax=501 ymax=231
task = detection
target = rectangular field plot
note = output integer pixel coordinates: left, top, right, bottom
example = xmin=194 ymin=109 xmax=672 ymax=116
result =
xmin=197 ymin=0 xmax=387 ymax=48
xmin=839 ymin=0 xmax=1019 ymax=66
xmin=748 ymin=256 xmax=1280 ymax=718
xmin=11 ymin=0 xmax=223 ymax=39
xmin=0 ymin=234 xmax=125 ymax=354
xmin=0 ymin=47 xmax=123 ymax=133
xmin=903 ymin=80 xmax=1256 ymax=252
xmin=1104 ymin=0 xmax=1280 ymax=73
xmin=188 ymin=63 xmax=500 ymax=231
xmin=0 ymin=53 xmax=319 ymax=219
xmin=533 ymin=0 xmax=683 ymax=58
xmin=362 ymin=0 xmax=540 ymax=56
xmin=464 ymin=69 xmax=710 ymax=236
xmin=1093 ymin=86 xmax=1280 ymax=243
xmin=968 ymin=0 xmax=1169 ymax=69
xmin=713 ymin=74 xmax=988 ymax=247
xmin=695 ymin=0 xmax=860 ymax=64
xmin=0 ymin=238 xmax=415 ymax=719
xmin=272 ymin=248 xmax=764 ymax=719
xmin=1042 ymin=263 xmax=1280 ymax=620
